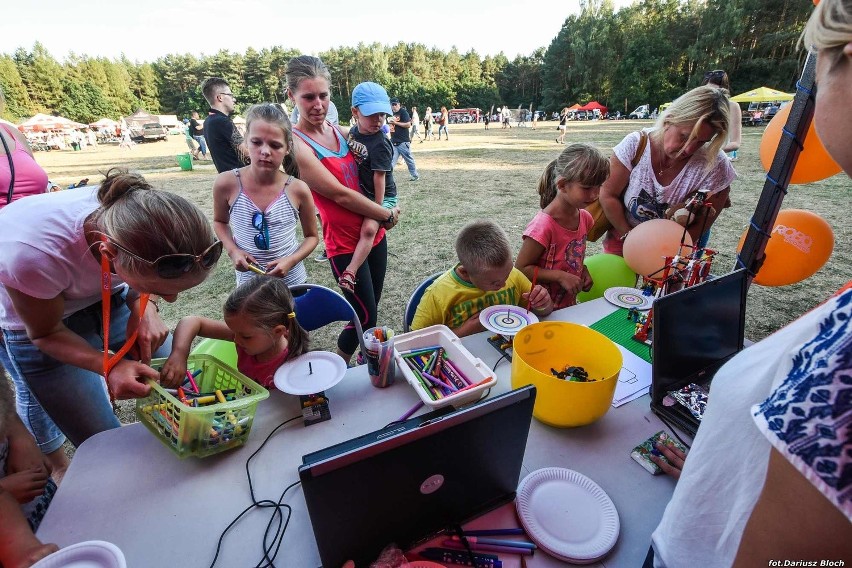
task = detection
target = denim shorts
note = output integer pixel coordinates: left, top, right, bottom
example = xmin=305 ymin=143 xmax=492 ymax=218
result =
xmin=0 ymin=290 xmax=172 ymax=451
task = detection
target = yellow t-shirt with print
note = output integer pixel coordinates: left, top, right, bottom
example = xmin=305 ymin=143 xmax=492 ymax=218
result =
xmin=411 ymin=265 xmax=532 ymax=331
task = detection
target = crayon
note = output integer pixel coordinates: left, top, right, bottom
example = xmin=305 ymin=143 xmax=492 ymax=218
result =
xmin=246 ymin=262 xmax=265 ymax=275
xmin=420 ymin=369 xmax=450 ymax=390
xmin=397 ymin=401 xmax=425 ymax=422
xmin=422 ymin=370 xmax=457 ymax=392
xmin=441 ymin=360 xmax=469 ymax=389
xmin=397 ymin=345 xmax=441 ymax=355
xmin=192 ymin=368 xmax=203 ymax=378
xmin=216 ymin=389 xmax=238 ymax=426
xmin=185 ymin=370 xmax=199 ymax=393
xmin=177 ymin=387 xmax=189 ymax=406
xmin=404 ymin=356 xmax=445 ymax=400
xmin=440 ymin=539 xmax=534 ymax=556
xmin=451 ymin=536 xmax=536 ymax=550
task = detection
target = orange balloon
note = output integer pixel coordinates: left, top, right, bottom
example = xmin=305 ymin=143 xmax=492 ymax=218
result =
xmin=760 ymin=103 xmax=842 ymax=184
xmin=623 ymin=218 xmax=693 ymax=277
xmin=737 ymin=209 xmax=834 ymax=287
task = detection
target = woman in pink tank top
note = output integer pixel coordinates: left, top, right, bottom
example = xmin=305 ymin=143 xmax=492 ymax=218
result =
xmin=0 ymin=122 xmax=48 ymax=208
xmin=286 ymin=55 xmax=401 ymax=364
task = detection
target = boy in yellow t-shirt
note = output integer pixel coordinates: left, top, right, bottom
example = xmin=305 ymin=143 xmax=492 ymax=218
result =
xmin=412 ymin=220 xmax=553 ymax=337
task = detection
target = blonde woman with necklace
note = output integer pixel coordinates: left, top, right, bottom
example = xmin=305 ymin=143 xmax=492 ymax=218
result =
xmin=599 ymin=85 xmax=735 ymax=256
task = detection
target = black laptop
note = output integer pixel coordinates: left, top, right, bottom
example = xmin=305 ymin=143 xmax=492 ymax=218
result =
xmin=650 ymin=269 xmax=748 ymax=437
xmin=299 ymin=385 xmax=537 ymax=567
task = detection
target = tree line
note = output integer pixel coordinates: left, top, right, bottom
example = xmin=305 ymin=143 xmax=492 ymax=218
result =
xmin=0 ymin=0 xmax=812 ymax=125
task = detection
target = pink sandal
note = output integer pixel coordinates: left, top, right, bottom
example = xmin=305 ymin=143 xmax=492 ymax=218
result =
xmin=338 ymin=270 xmax=357 ymax=293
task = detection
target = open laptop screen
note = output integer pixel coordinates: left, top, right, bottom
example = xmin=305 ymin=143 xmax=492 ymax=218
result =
xmin=651 ymin=269 xmax=748 ymax=409
xmin=299 ymin=386 xmax=536 ymax=567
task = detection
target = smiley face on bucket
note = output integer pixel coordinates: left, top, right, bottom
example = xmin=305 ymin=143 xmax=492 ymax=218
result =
xmin=519 ymin=322 xmax=563 ymax=356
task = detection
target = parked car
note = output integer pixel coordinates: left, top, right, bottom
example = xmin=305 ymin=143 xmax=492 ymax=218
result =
xmin=141 ymin=122 xmax=167 ymax=142
xmin=628 ymin=105 xmax=650 ymax=119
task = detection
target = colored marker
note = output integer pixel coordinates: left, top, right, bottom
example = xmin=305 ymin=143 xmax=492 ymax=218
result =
xmin=451 ymin=536 xmax=536 ymax=550
xmin=440 ymin=540 xmax=533 ymax=556
xmin=422 ymin=370 xmax=457 ymax=392
xmin=398 ymin=345 xmax=441 ymax=356
xmin=185 ymin=370 xmax=199 ymax=393
xmin=246 ymin=262 xmax=265 ymax=274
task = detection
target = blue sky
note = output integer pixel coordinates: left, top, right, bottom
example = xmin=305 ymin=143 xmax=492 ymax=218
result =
xmin=3 ymin=0 xmax=634 ymax=62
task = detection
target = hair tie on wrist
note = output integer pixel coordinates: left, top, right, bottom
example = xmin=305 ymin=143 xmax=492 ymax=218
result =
xmin=287 ymin=312 xmax=296 ymax=319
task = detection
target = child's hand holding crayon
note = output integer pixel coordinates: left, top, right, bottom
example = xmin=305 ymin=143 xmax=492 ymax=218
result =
xmin=160 ymin=354 xmax=189 ymax=389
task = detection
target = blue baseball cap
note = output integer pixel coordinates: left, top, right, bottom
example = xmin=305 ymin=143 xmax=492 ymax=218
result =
xmin=351 ymin=82 xmax=393 ymax=116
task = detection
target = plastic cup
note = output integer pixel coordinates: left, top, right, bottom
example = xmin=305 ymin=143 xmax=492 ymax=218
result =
xmin=364 ymin=327 xmax=396 ymax=388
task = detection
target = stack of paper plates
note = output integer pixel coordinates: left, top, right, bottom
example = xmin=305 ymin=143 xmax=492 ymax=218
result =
xmin=515 ymin=468 xmax=620 ymax=564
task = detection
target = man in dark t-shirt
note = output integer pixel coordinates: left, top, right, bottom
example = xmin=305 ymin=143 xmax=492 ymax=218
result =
xmin=389 ymin=97 xmax=420 ymax=181
xmin=200 ymin=77 xmax=246 ymax=173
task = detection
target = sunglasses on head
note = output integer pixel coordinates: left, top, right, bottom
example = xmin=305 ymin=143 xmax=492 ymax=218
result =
xmin=704 ymin=70 xmax=726 ymax=82
xmin=108 ymin=238 xmax=223 ymax=279
xmin=252 ymin=211 xmax=270 ymax=251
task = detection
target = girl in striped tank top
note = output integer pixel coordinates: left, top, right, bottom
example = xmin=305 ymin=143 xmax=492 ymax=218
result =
xmin=213 ymin=103 xmax=318 ymax=286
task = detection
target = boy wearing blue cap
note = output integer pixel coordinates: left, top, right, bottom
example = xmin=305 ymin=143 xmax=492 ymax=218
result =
xmin=337 ymin=82 xmax=398 ymax=293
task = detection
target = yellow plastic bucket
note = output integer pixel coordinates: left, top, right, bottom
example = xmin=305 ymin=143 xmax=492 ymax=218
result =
xmin=511 ymin=322 xmax=622 ymax=427
xmin=175 ymin=153 xmax=193 ymax=171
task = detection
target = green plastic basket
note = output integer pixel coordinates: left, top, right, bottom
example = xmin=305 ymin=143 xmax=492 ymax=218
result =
xmin=136 ymin=354 xmax=269 ymax=458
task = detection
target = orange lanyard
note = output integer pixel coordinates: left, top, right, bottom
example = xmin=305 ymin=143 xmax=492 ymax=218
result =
xmin=100 ymin=253 xmax=148 ymax=398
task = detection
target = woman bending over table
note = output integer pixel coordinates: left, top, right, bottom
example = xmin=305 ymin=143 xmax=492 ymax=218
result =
xmin=599 ymin=85 xmax=736 ymax=256
xmin=0 ymin=169 xmax=222 ymax=451
xmin=286 ymin=55 xmax=400 ymax=364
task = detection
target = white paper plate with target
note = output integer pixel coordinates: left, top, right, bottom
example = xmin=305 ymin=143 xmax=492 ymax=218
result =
xmin=603 ymin=287 xmax=653 ymax=310
xmin=479 ymin=305 xmax=539 ymax=336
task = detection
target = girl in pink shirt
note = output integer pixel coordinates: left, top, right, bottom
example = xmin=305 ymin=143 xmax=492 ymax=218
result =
xmin=515 ymin=144 xmax=610 ymax=309
xmin=163 ymin=276 xmax=309 ymax=388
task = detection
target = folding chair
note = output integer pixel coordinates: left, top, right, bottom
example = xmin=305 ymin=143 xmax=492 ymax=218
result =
xmin=403 ymin=272 xmax=443 ymax=332
xmin=290 ymin=283 xmax=368 ymax=356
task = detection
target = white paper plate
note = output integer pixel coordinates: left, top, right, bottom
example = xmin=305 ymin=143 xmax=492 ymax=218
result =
xmin=479 ymin=304 xmax=539 ymax=336
xmin=603 ymin=287 xmax=653 ymax=310
xmin=273 ymin=351 xmax=346 ymax=395
xmin=516 ymin=467 xmax=620 ymax=564
xmin=31 ymin=541 xmax=126 ymax=568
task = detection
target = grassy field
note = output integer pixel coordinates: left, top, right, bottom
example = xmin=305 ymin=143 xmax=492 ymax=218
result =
xmin=37 ymin=120 xmax=849 ymax=353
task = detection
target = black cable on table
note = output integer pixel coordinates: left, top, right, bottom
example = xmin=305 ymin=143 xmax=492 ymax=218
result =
xmin=208 ymin=414 xmax=303 ymax=568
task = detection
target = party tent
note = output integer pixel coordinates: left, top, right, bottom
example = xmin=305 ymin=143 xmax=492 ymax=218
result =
xmin=18 ymin=113 xmax=86 ymax=132
xmin=89 ymin=118 xmax=118 ymax=128
xmin=731 ymin=87 xmax=794 ymax=103
xmin=579 ymin=101 xmax=608 ymax=114
xmin=567 ymin=103 xmax=582 ymax=111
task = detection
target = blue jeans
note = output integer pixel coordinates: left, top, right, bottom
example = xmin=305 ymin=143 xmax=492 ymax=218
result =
xmin=0 ymin=290 xmax=172 ymax=451
xmin=437 ymin=124 xmax=449 ymax=139
xmin=193 ymin=135 xmax=208 ymax=157
xmin=392 ymin=142 xmax=419 ymax=179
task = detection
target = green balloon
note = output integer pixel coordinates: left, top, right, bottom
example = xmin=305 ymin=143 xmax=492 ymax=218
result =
xmin=577 ymin=254 xmax=638 ymax=303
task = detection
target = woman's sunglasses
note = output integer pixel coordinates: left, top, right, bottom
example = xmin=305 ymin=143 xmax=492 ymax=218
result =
xmin=108 ymin=239 xmax=223 ymax=279
xmin=252 ymin=211 xmax=270 ymax=251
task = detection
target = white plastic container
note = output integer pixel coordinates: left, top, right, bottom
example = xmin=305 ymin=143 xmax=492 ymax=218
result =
xmin=393 ymin=324 xmax=497 ymax=408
